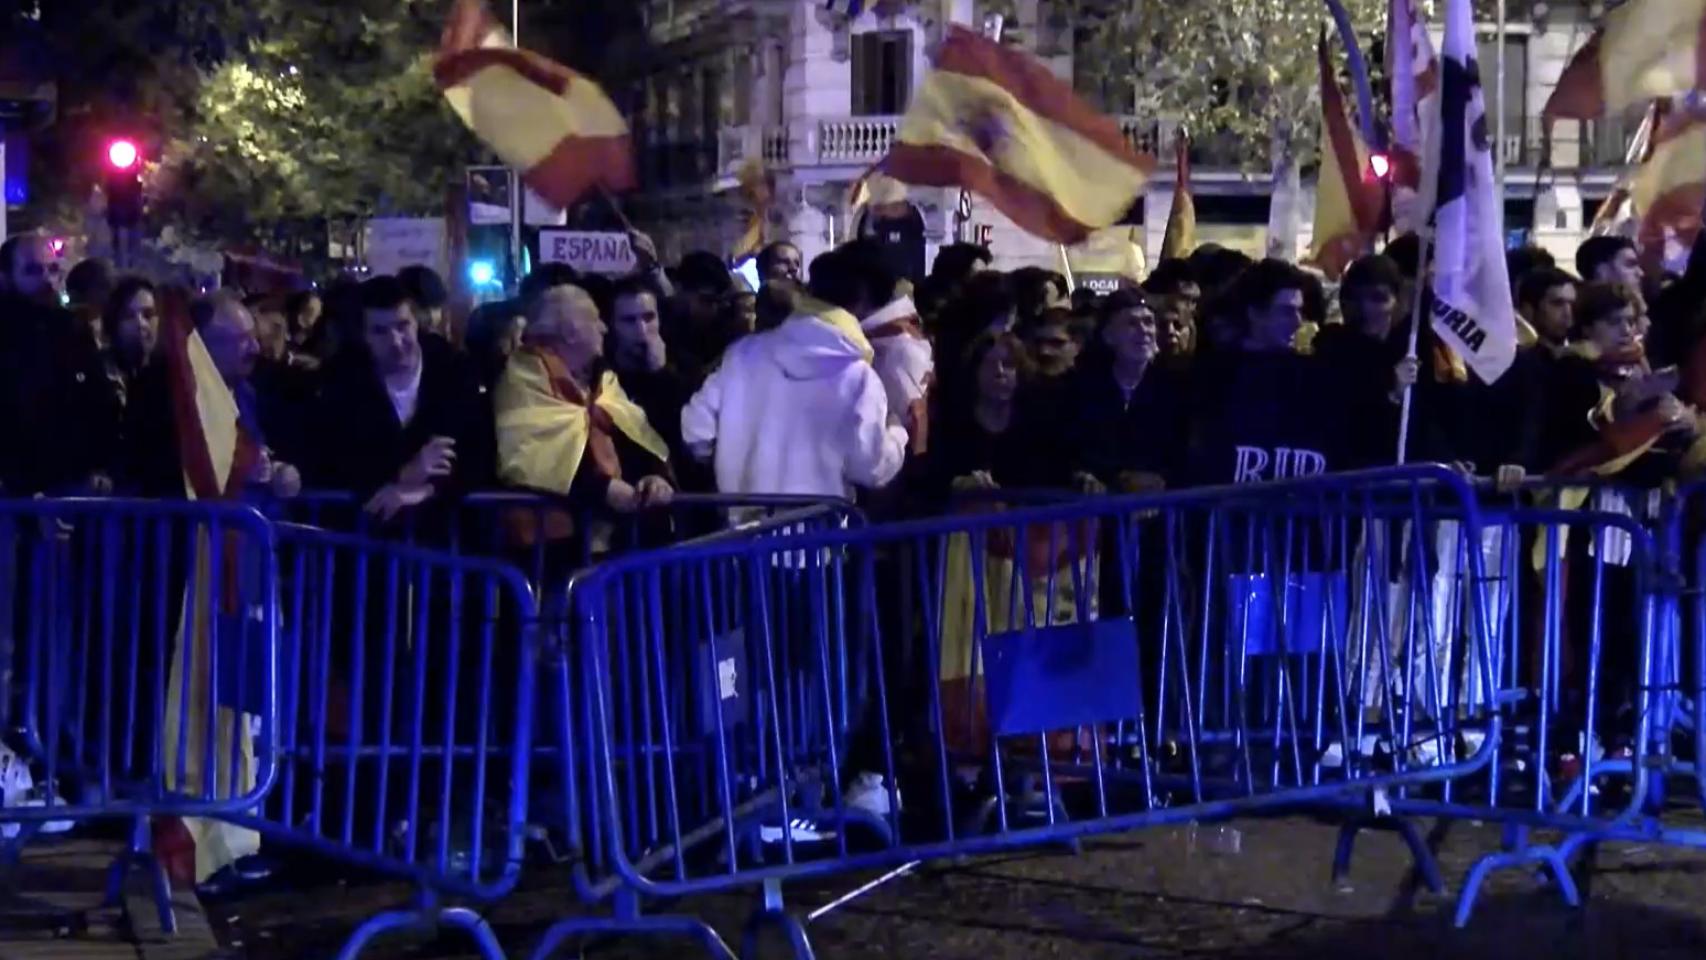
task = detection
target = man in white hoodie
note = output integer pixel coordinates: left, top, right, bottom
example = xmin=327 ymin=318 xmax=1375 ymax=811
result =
xmin=681 ymin=246 xmax=908 ymax=498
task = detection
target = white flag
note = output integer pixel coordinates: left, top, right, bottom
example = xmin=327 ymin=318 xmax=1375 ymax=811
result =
xmin=1423 ymin=0 xmax=1516 ymax=384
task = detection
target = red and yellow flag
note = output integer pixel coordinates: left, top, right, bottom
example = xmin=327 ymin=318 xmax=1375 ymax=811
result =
xmin=1308 ymin=34 xmax=1384 ymax=280
xmin=434 ymin=0 xmax=635 ymax=210
xmin=1159 ymin=134 xmax=1195 ymax=260
xmin=881 ymin=26 xmax=1154 ymax=244
xmin=1632 ymin=110 xmax=1706 ymax=259
xmin=732 ymin=158 xmax=772 ymax=259
xmin=1544 ymin=0 xmax=1706 ymax=120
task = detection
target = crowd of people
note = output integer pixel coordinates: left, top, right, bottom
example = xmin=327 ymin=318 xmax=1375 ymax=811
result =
xmin=1 ymin=226 xmax=1700 ymax=529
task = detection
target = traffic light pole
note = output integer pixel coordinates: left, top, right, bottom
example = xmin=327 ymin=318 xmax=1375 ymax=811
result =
xmin=508 ymin=0 xmax=525 ymax=291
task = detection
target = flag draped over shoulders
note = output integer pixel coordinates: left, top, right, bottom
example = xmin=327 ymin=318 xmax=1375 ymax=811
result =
xmin=881 ymin=26 xmax=1154 ymax=244
xmin=494 ymin=347 xmax=668 ymax=496
xmin=434 ymin=0 xmax=635 ymax=210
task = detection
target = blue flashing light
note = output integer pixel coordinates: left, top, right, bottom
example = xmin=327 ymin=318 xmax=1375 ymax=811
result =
xmin=468 ymin=259 xmax=498 ymax=287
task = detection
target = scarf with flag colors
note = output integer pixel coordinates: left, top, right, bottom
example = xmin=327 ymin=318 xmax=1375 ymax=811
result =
xmin=1423 ymin=0 xmax=1517 ymax=385
xmin=1387 ymin=0 xmax=1438 ymax=234
xmin=1308 ymin=33 xmax=1385 ymax=280
xmin=434 ymin=0 xmax=635 ymax=211
xmin=1159 ymin=133 xmax=1195 ymax=260
xmin=1544 ymin=0 xmax=1706 ymax=121
xmin=157 ymin=291 xmax=262 ymax=883
xmin=881 ymin=26 xmax=1154 ymax=245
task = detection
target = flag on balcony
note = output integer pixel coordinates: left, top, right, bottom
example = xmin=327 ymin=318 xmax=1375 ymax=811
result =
xmin=1632 ymin=109 xmax=1706 ymax=259
xmin=1159 ymin=133 xmax=1195 ymax=260
xmin=1425 ymin=0 xmax=1516 ymax=384
xmin=434 ymin=0 xmax=635 ymax=211
xmin=881 ymin=25 xmax=1155 ymax=245
xmin=1388 ymin=0 xmax=1438 ymax=234
xmin=1308 ymin=34 xmax=1385 ymax=280
xmin=1544 ymin=0 xmax=1706 ymax=121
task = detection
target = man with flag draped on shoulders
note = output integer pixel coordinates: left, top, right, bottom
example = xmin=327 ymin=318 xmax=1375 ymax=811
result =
xmin=493 ymin=283 xmax=675 ymax=559
xmin=124 ymin=289 xmax=303 ymax=891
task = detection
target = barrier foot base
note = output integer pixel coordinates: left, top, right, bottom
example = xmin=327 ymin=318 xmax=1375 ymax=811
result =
xmin=1455 ymin=844 xmax=1580 ymax=928
xmin=335 ymin=906 xmax=504 ymax=960
xmin=741 ymin=909 xmax=815 ymax=960
xmin=1331 ymin=816 xmax=1443 ymax=894
xmin=527 ymin=914 xmax=736 ymax=960
xmin=103 ymin=819 xmax=175 ymax=936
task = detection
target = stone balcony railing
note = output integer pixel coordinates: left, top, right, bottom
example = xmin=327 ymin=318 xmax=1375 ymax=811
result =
xmin=816 ymin=116 xmax=901 ymax=164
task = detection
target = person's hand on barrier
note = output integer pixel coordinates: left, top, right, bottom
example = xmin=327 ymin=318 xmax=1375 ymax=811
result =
xmin=270 ymin=462 xmax=303 ymax=499
xmin=635 ymin=475 xmax=674 ymax=508
xmin=1072 ymin=472 xmax=1106 ymax=495
xmin=952 ymin=471 xmax=998 ymax=493
xmin=248 ymin=447 xmax=275 ymax=485
xmin=400 ymin=436 xmax=457 ymax=487
xmin=1389 ymin=356 xmax=1419 ymax=403
xmin=1119 ymin=471 xmax=1167 ymax=495
xmin=1493 ymin=464 xmax=1526 ymax=494
xmin=86 ymin=472 xmax=113 ymax=496
xmin=364 ymin=482 xmax=433 ymax=521
xmin=605 ymin=479 xmax=641 ymax=513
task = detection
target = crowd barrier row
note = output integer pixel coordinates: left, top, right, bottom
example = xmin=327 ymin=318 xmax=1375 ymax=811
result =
xmin=1 ymin=471 xmax=1704 ymax=959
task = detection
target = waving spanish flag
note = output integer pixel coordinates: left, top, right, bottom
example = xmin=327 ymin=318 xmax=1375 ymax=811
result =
xmin=1544 ymin=0 xmax=1706 ymax=120
xmin=435 ymin=0 xmax=635 ymax=209
xmin=1632 ymin=110 xmax=1706 ymax=258
xmin=1308 ymin=33 xmax=1385 ymax=280
xmin=882 ymin=26 xmax=1154 ymax=244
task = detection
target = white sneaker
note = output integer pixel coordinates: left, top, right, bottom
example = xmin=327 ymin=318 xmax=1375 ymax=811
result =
xmin=759 ymin=818 xmax=836 ymax=844
xmin=844 ymin=772 xmax=900 ymax=818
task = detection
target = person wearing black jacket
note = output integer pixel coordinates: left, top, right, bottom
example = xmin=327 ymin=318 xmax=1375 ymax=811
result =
xmin=1066 ymin=288 xmax=1185 ymax=492
xmin=1312 ymin=255 xmax=1414 ymax=470
xmin=607 ymin=279 xmax=699 ymax=475
xmin=310 ymin=276 xmax=495 ymax=523
xmin=0 ymin=233 xmax=118 ymax=495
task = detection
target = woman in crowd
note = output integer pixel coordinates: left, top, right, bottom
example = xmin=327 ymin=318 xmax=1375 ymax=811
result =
xmin=101 ymin=276 xmax=160 ymax=413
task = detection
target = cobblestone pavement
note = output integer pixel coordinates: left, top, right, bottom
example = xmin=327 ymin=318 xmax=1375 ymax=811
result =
xmin=209 ymin=815 xmax=1706 ymax=959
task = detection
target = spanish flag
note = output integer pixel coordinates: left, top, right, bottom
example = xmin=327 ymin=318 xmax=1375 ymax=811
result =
xmin=1632 ymin=111 xmax=1706 ymax=259
xmin=156 ymin=291 xmax=263 ymax=885
xmin=1159 ymin=134 xmax=1195 ymax=260
xmin=881 ymin=26 xmax=1154 ymax=245
xmin=1308 ymin=33 xmax=1385 ymax=280
xmin=733 ymin=158 xmax=772 ymax=259
xmin=434 ymin=0 xmax=635 ymax=210
xmin=1544 ymin=0 xmax=1706 ymax=121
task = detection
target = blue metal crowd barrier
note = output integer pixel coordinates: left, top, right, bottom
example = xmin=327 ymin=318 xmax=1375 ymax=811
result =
xmin=0 ymin=497 xmax=279 ymax=933
xmin=530 ymin=466 xmax=1504 ymax=958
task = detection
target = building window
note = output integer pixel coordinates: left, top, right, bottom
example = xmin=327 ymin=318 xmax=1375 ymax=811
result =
xmin=852 ymin=30 xmax=912 ymax=116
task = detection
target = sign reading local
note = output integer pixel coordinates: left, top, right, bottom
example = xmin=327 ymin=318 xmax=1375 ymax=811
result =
xmin=539 ymin=230 xmax=637 ymax=275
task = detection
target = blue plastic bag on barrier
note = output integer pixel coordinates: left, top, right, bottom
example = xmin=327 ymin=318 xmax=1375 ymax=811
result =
xmin=982 ymin=618 xmax=1142 ymax=736
xmin=1226 ymin=572 xmax=1348 ymax=656
xmin=698 ymin=628 xmax=749 ymax=736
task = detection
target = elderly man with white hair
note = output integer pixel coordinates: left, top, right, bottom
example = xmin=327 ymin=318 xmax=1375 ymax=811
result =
xmin=494 ymin=283 xmax=674 ymax=520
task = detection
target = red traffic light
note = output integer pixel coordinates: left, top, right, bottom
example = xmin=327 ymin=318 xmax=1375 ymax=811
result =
xmin=107 ymin=139 xmax=140 ymax=171
xmin=1369 ymin=152 xmax=1392 ymax=180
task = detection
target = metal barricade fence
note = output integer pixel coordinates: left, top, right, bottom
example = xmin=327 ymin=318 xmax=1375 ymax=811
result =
xmin=0 ymin=498 xmax=278 ymax=934
xmin=533 ymin=466 xmax=1502 ymax=958
xmin=228 ymin=521 xmax=543 ymax=960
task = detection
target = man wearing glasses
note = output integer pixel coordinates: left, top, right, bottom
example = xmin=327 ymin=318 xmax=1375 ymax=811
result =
xmin=0 ymin=233 xmax=115 ymax=495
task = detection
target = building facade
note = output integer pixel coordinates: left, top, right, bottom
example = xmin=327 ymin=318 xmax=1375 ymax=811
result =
xmin=620 ymin=0 xmax=1629 ymax=277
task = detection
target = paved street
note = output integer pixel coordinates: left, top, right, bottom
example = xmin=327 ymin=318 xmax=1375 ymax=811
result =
xmin=198 ymin=815 xmax=1706 ymax=959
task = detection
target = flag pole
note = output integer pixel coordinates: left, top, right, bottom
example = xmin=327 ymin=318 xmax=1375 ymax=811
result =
xmin=1395 ymin=226 xmax=1432 ymax=465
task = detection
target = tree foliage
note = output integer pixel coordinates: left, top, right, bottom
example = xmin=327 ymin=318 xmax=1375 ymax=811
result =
xmin=1065 ymin=0 xmax=1386 ymax=170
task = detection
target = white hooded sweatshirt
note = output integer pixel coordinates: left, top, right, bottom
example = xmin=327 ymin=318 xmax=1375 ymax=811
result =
xmin=682 ymin=310 xmax=908 ymax=498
